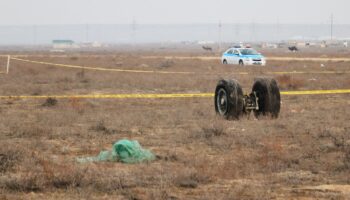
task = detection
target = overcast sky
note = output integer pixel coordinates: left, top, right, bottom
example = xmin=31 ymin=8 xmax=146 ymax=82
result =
xmin=1 ymin=0 xmax=349 ymax=25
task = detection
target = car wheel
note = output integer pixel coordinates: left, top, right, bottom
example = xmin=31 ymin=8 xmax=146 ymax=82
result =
xmin=239 ymin=60 xmax=244 ymax=66
xmin=223 ymin=60 xmax=228 ymax=64
xmin=215 ymin=79 xmax=244 ymax=120
xmin=252 ymin=78 xmax=281 ymax=118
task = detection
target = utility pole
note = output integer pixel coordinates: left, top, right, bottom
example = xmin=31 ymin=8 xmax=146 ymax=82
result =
xmin=85 ymin=24 xmax=90 ymax=42
xmin=6 ymin=55 xmax=10 ymax=74
xmin=275 ymin=18 xmax=280 ymax=42
xmin=235 ymin=23 xmax=240 ymax=39
xmin=131 ymin=17 xmax=137 ymax=45
xmin=253 ymin=21 xmax=256 ymax=42
xmin=33 ymin=25 xmax=37 ymax=45
xmin=218 ymin=20 xmax=222 ymax=52
xmin=250 ymin=20 xmax=256 ymax=42
xmin=330 ymin=14 xmax=334 ymax=41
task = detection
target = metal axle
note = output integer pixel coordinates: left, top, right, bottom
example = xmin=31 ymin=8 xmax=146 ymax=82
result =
xmin=243 ymin=92 xmax=259 ymax=111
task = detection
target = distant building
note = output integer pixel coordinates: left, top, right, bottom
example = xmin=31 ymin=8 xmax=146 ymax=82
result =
xmin=52 ymin=40 xmax=78 ymax=49
xmin=261 ymin=43 xmax=278 ymax=49
xmin=296 ymin=42 xmax=307 ymax=48
xmin=198 ymin=41 xmax=215 ymax=45
xmin=81 ymin=41 xmax=103 ymax=48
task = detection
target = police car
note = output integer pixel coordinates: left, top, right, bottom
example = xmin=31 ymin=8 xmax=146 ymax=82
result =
xmin=221 ymin=47 xmax=266 ymax=66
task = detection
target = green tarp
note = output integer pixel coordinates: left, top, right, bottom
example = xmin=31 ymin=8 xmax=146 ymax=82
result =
xmin=77 ymin=139 xmax=156 ymax=164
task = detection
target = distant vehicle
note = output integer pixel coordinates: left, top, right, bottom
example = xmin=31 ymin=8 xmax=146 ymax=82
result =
xmin=202 ymin=46 xmax=213 ymax=51
xmin=288 ymin=46 xmax=299 ymax=52
xmin=221 ymin=47 xmax=266 ymax=66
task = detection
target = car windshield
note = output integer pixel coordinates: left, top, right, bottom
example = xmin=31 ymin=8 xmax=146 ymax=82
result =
xmin=240 ymin=49 xmax=259 ymax=55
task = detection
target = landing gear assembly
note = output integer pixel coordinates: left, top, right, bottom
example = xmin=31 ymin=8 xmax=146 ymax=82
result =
xmin=214 ymin=78 xmax=281 ymax=120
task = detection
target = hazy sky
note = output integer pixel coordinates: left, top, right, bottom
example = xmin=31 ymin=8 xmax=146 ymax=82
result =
xmin=1 ymin=0 xmax=349 ymax=25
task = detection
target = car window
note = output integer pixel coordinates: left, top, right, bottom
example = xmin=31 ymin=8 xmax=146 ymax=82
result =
xmin=233 ymin=50 xmax=239 ymax=55
xmin=227 ymin=49 xmax=233 ymax=54
xmin=240 ymin=49 xmax=259 ymax=55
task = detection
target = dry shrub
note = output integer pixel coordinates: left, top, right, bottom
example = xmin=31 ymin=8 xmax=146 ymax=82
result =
xmin=175 ymin=175 xmax=198 ymax=188
xmin=76 ymin=69 xmax=90 ymax=83
xmin=199 ymin=119 xmax=228 ymax=139
xmin=159 ymin=59 xmax=175 ymax=68
xmin=158 ymin=152 xmax=179 ymax=162
xmin=90 ymin=120 xmax=117 ymax=135
xmin=84 ymin=169 xmax=137 ymax=193
xmin=201 ymin=125 xmax=226 ymax=138
xmin=259 ymin=140 xmax=283 ymax=171
xmin=9 ymin=124 xmax=52 ymax=138
xmin=225 ymin=183 xmax=273 ymax=200
xmin=276 ymin=75 xmax=305 ymax=90
xmin=194 ymin=121 xmax=235 ymax=151
xmin=344 ymin=146 xmax=350 ymax=170
xmin=256 ymin=139 xmax=299 ymax=173
xmin=42 ymin=97 xmax=58 ymax=107
xmin=0 ymin=151 xmax=45 ymax=192
xmin=70 ymin=56 xmax=79 ymax=61
xmin=69 ymin=98 xmax=85 ymax=114
xmin=313 ymin=127 xmax=350 ymax=171
xmin=76 ymin=69 xmax=85 ymax=79
xmin=32 ymin=88 xmax=42 ymax=96
xmin=1 ymin=171 xmax=45 ymax=192
xmin=0 ymin=147 xmax=22 ymax=174
xmin=37 ymin=159 xmax=86 ymax=189
xmin=0 ymin=155 xmax=86 ymax=192
xmin=174 ymin=170 xmax=211 ymax=189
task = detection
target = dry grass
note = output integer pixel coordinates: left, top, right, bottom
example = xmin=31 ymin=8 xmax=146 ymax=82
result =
xmin=0 ymin=50 xmax=350 ymax=199
xmin=276 ymin=74 xmax=305 ymax=90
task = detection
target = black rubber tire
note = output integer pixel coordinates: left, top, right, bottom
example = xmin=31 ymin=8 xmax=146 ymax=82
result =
xmin=239 ymin=60 xmax=244 ymax=66
xmin=223 ymin=60 xmax=228 ymax=64
xmin=214 ymin=79 xmax=244 ymax=120
xmin=252 ymin=78 xmax=281 ymax=118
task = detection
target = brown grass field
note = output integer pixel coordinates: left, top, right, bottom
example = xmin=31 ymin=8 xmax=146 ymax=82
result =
xmin=0 ymin=48 xmax=350 ymax=199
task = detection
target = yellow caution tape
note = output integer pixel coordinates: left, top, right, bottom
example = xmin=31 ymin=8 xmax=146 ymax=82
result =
xmin=11 ymin=57 xmax=195 ymax=75
xmin=267 ymin=57 xmax=350 ymax=62
xmin=0 ymin=93 xmax=214 ymax=99
xmin=1 ymin=89 xmax=349 ymax=99
xmin=11 ymin=57 xmax=350 ymax=75
xmin=3 ymin=54 xmax=350 ymax=62
xmin=142 ymin=56 xmax=350 ymax=62
xmin=280 ymin=89 xmax=350 ymax=95
xmin=270 ymin=71 xmax=350 ymax=74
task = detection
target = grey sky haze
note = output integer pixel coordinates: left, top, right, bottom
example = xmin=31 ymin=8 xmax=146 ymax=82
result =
xmin=0 ymin=0 xmax=349 ymax=25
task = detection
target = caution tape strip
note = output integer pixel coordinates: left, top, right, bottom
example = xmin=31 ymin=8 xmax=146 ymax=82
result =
xmin=3 ymin=55 xmax=350 ymax=62
xmin=280 ymin=89 xmax=350 ymax=95
xmin=11 ymin=57 xmax=195 ymax=75
xmin=10 ymin=57 xmax=350 ymax=75
xmin=0 ymin=93 xmax=213 ymax=99
xmin=141 ymin=56 xmax=350 ymax=62
xmin=268 ymin=57 xmax=350 ymax=62
xmin=1 ymin=89 xmax=349 ymax=99
xmin=269 ymin=71 xmax=350 ymax=74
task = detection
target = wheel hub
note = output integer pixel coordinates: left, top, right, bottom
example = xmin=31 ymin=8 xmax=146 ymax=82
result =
xmin=217 ymin=88 xmax=228 ymax=115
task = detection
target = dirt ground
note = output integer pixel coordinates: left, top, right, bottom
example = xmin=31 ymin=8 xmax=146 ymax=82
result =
xmin=0 ymin=48 xmax=350 ymax=199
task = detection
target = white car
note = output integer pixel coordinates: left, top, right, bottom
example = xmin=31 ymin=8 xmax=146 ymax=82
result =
xmin=221 ymin=47 xmax=266 ymax=66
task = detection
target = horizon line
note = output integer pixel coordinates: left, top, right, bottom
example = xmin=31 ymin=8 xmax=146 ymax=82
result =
xmin=0 ymin=23 xmax=349 ymax=26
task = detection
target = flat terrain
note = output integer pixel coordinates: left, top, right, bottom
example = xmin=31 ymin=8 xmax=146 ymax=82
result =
xmin=0 ymin=48 xmax=350 ymax=199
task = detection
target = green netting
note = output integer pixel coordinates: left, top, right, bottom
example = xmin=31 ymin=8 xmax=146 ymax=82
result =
xmin=77 ymin=139 xmax=156 ymax=164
